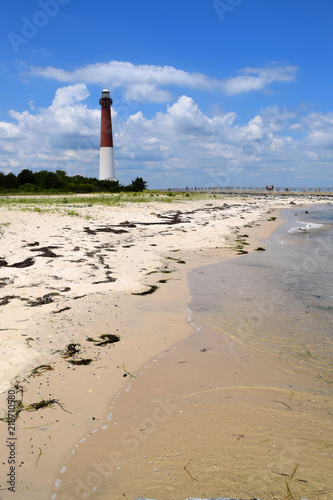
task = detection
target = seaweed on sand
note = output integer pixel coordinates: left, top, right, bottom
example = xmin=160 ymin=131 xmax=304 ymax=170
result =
xmin=24 ymin=398 xmax=71 ymax=413
xmin=0 ymin=295 xmax=17 ymax=306
xmin=117 ymin=362 xmax=136 ymax=378
xmin=0 ymin=397 xmax=71 ymax=422
xmin=132 ymin=285 xmax=159 ymax=296
xmin=26 ymin=292 xmax=60 ymax=307
xmin=52 ymin=306 xmax=71 ymax=314
xmin=68 ymin=358 xmax=92 ymax=366
xmin=30 ymin=246 xmax=62 ymax=258
xmin=165 ymin=256 xmax=186 ymax=264
xmin=59 ymin=343 xmax=81 ymax=358
xmin=87 ymin=333 xmax=120 ymax=346
xmin=28 ymin=364 xmax=54 ymax=377
xmin=8 ymin=257 xmax=35 ymax=268
xmin=59 ymin=343 xmax=93 ymax=365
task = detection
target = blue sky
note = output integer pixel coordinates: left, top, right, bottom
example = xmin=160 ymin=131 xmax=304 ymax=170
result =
xmin=1 ymin=0 xmax=333 ymax=189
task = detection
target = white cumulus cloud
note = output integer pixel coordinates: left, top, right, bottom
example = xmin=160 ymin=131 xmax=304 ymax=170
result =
xmin=221 ymin=65 xmax=298 ymax=95
xmin=28 ymin=61 xmax=297 ymax=102
xmin=29 ymin=61 xmax=215 ymax=103
xmin=0 ymin=84 xmax=331 ymax=187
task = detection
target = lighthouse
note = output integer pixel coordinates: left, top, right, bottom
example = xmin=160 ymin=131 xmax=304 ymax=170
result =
xmin=99 ymin=89 xmax=116 ymax=181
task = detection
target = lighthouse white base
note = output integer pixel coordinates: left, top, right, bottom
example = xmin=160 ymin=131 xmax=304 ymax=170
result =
xmin=99 ymin=147 xmax=116 ymax=181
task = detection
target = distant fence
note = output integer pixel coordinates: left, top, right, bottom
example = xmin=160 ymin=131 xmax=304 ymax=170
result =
xmin=161 ymin=187 xmax=333 ymax=193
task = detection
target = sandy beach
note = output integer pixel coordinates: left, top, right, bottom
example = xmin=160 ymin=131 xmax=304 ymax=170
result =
xmin=0 ymin=192 xmax=331 ymax=500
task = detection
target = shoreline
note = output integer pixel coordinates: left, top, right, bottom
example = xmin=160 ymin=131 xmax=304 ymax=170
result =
xmin=52 ymin=201 xmax=333 ymax=500
xmin=0 ymin=193 xmax=326 ymax=499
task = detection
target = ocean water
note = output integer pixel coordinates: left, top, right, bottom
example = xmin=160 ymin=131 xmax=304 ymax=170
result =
xmin=183 ymin=203 xmax=333 ymax=497
xmin=188 ymin=203 xmax=333 ymax=390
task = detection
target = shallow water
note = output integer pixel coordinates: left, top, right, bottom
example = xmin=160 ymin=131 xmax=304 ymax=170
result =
xmin=188 ymin=204 xmax=333 ymax=391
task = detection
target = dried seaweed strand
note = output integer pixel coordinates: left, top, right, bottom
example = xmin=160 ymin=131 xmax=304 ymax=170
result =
xmin=183 ymin=459 xmax=198 ymax=482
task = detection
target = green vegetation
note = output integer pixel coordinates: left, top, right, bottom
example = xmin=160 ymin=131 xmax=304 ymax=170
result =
xmin=0 ymin=170 xmax=233 ymax=209
xmin=0 ymin=168 xmax=148 ymax=195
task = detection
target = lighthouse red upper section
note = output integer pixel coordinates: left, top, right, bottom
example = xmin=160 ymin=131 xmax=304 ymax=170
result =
xmin=99 ymin=95 xmax=113 ymax=148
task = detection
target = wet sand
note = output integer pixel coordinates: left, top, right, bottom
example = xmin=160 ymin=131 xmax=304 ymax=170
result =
xmin=0 ymin=193 xmax=330 ymax=499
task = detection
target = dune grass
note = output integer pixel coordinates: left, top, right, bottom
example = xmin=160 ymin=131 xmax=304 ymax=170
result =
xmin=0 ymin=191 xmax=215 ymax=210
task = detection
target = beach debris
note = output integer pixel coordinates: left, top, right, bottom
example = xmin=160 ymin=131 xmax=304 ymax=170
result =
xmin=147 ymin=269 xmax=173 ymax=275
xmin=25 ymin=398 xmax=72 ymax=414
xmin=0 ymin=399 xmax=24 ymax=423
xmin=271 ymin=464 xmax=312 ymax=499
xmin=183 ymin=458 xmax=199 ymax=482
xmin=30 ymin=246 xmax=62 ymax=258
xmin=28 ymin=364 xmax=54 ymax=377
xmin=56 ymin=286 xmax=71 ymax=292
xmin=228 ymin=235 xmax=251 ymax=255
xmin=60 ymin=343 xmax=81 ymax=358
xmin=200 ymin=347 xmax=213 ymax=352
xmin=23 ymin=241 xmax=40 ymax=247
xmin=57 ymin=343 xmax=94 ymax=365
xmin=0 ymin=259 xmax=8 ymax=267
xmin=267 ymin=216 xmax=277 ymax=221
xmin=92 ymin=271 xmax=117 ymax=284
xmin=0 ymin=295 xmax=17 ymax=306
xmin=119 ymin=221 xmax=137 ymax=227
xmin=36 ymin=447 xmax=42 ymax=466
xmin=132 ymin=285 xmax=159 ymax=296
xmin=0 ymin=397 xmax=71 ymax=423
xmin=87 ymin=333 xmax=120 ymax=346
xmin=25 ymin=337 xmax=35 ymax=347
xmin=26 ymin=292 xmax=60 ymax=306
xmin=118 ymin=362 xmax=136 ymax=378
xmin=166 ymin=256 xmax=186 ymax=264
xmin=254 ymin=247 xmax=266 ymax=251
xmin=84 ymin=226 xmax=129 ymax=235
xmin=273 ymin=400 xmax=292 ymax=410
xmin=68 ymin=358 xmax=93 ymax=365
xmin=13 ymin=379 xmax=25 ymax=396
xmin=73 ymin=294 xmax=87 ymax=300
xmin=8 ymin=257 xmax=35 ymax=268
xmin=234 ymin=434 xmax=245 ymax=441
xmin=52 ymin=306 xmax=71 ymax=314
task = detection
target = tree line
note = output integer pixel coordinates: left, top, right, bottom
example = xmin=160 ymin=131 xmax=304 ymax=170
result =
xmin=0 ymin=169 xmax=148 ymax=194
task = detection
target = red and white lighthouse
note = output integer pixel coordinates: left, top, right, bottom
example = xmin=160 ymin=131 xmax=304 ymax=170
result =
xmin=99 ymin=89 xmax=116 ymax=181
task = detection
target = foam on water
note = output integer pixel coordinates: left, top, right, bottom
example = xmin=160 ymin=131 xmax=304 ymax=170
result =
xmin=288 ymin=220 xmax=324 ymax=232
